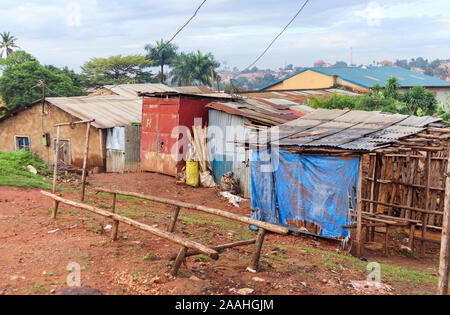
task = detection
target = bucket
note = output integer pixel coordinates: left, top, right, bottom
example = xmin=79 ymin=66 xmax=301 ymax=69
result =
xmin=186 ymin=161 xmax=199 ymax=187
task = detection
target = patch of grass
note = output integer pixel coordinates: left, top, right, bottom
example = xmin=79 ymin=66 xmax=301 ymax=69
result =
xmin=143 ymin=252 xmax=159 ymax=261
xmin=0 ymin=150 xmax=52 ymax=190
xmin=28 ymin=283 xmax=46 ymax=295
xmin=290 ymin=244 xmax=440 ymax=287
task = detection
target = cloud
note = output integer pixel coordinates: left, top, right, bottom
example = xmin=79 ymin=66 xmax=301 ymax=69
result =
xmin=355 ymin=2 xmax=385 ymax=27
xmin=0 ymin=0 xmax=448 ymax=70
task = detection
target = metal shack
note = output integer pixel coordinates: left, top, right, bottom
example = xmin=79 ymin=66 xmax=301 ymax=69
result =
xmin=205 ymin=89 xmax=353 ymax=197
xmin=138 ymin=90 xmax=231 ymax=176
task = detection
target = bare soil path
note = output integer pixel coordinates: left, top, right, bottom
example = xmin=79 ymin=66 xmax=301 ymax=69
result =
xmin=0 ymin=172 xmax=443 ymax=295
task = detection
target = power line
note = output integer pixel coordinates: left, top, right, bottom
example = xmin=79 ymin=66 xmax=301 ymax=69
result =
xmin=147 ymin=0 xmax=207 ymax=62
xmin=240 ymin=0 xmax=310 ymax=73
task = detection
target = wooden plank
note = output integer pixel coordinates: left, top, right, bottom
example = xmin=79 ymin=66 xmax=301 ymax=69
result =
xmin=94 ymin=187 xmax=289 ymax=235
xmin=40 ymin=191 xmax=219 ymax=260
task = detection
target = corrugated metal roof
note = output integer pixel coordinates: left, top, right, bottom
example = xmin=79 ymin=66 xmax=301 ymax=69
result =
xmin=103 ymin=84 xmax=212 ymax=99
xmin=260 ymin=67 xmax=450 ymax=90
xmin=251 ymin=109 xmax=442 ymax=151
xmin=45 ymin=96 xmax=142 ymax=129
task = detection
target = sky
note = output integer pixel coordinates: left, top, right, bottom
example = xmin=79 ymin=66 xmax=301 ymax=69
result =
xmin=0 ymin=0 xmax=449 ymax=72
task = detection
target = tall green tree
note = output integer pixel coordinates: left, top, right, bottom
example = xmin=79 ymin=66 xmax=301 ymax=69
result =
xmin=145 ymin=39 xmax=178 ymax=84
xmin=81 ymin=55 xmax=156 ymax=87
xmin=0 ymin=32 xmax=20 ymax=58
xmin=0 ymin=60 xmax=83 ymax=110
xmin=171 ymin=50 xmax=220 ymax=86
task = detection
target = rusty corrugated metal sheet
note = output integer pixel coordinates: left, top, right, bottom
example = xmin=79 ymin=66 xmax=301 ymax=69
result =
xmin=46 ymin=96 xmax=142 ymax=129
xmin=103 ymin=84 xmax=212 ymax=99
xmin=251 ymin=109 xmax=442 ymax=152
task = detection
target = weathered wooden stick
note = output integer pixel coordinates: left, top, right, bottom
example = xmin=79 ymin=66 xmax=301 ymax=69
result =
xmin=81 ymin=122 xmax=91 ymax=202
xmin=52 ymin=126 xmax=61 ymax=194
xmin=362 ymin=199 xmax=443 ymax=216
xmin=111 ymin=193 xmax=119 ymax=241
xmin=52 ymin=201 xmax=60 ymax=220
xmin=54 ymin=119 xmax=95 ymax=127
xmin=40 ymin=191 xmax=219 ymax=260
xmin=249 ymin=228 xmax=267 ymax=271
xmin=171 ymin=246 xmax=188 ymax=277
xmin=421 ymin=152 xmax=432 ymax=257
xmin=408 ymin=223 xmax=415 ymax=250
xmin=356 ymin=157 xmax=364 ymax=257
xmin=94 ymin=188 xmax=289 ymax=235
xmin=167 ymin=206 xmax=181 ymax=233
xmin=438 ymin=142 xmax=450 ymax=295
xmin=385 ymin=226 xmax=390 ymax=256
xmin=365 ymin=177 xmax=445 ymax=192
xmin=169 ymin=239 xmax=257 ymax=261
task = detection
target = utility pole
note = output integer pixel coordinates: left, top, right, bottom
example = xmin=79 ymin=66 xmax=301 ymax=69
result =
xmin=41 ymin=79 xmax=46 ymax=114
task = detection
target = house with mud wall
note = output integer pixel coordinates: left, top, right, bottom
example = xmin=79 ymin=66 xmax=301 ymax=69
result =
xmin=0 ymin=95 xmax=142 ymax=172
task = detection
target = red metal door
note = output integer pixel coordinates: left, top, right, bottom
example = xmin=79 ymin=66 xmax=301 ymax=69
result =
xmin=141 ymin=97 xmax=179 ymax=176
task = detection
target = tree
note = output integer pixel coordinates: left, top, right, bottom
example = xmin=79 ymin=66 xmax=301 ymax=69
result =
xmin=45 ymin=65 xmax=88 ymax=93
xmin=0 ymin=50 xmax=36 ymax=69
xmin=0 ymin=60 xmax=83 ymax=110
xmin=145 ymin=39 xmax=178 ymax=84
xmin=0 ymin=32 xmax=20 ymax=58
xmin=81 ymin=55 xmax=156 ymax=87
xmin=171 ymin=51 xmax=220 ymax=86
xmin=400 ymin=86 xmax=437 ymax=116
xmin=333 ymin=61 xmax=348 ymax=68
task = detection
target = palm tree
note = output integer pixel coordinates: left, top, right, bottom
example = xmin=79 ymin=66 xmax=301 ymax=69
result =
xmin=145 ymin=39 xmax=178 ymax=83
xmin=0 ymin=32 xmax=20 ymax=58
xmin=171 ymin=50 xmax=220 ymax=86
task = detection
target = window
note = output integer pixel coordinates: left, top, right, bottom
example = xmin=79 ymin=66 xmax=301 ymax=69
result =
xmin=15 ymin=136 xmax=30 ymax=151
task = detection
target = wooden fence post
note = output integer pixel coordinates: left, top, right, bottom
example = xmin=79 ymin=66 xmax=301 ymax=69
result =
xmin=52 ymin=201 xmax=60 ymax=220
xmin=81 ymin=122 xmax=91 ymax=202
xmin=111 ymin=193 xmax=119 ymax=241
xmin=422 ymin=152 xmax=432 ymax=257
xmin=52 ymin=126 xmax=61 ymax=194
xmin=249 ymin=228 xmax=267 ymax=272
xmin=438 ymin=142 xmax=450 ymax=295
xmin=171 ymin=246 xmax=188 ymax=277
xmin=168 ymin=206 xmax=181 ymax=233
xmin=356 ymin=156 xmax=364 ymax=257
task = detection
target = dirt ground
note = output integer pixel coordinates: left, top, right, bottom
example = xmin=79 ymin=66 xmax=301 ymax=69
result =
xmin=0 ymin=172 xmax=443 ymax=295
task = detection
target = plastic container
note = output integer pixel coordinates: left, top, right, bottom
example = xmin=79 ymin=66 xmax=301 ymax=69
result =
xmin=186 ymin=161 xmax=200 ymax=187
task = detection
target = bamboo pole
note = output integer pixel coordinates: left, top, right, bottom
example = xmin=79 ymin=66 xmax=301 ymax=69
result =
xmin=40 ymin=191 xmax=219 ymax=260
xmin=356 ymin=157 xmax=364 ymax=257
xmin=81 ymin=122 xmax=91 ymax=202
xmin=54 ymin=120 xmax=95 ymax=127
xmin=93 ymin=187 xmax=289 ymax=235
xmin=438 ymin=142 xmax=450 ymax=295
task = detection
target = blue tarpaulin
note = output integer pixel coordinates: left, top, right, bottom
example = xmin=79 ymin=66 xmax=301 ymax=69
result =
xmin=251 ymin=150 xmax=359 ymax=239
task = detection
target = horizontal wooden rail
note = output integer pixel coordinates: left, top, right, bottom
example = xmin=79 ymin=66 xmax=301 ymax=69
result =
xmin=54 ymin=119 xmax=95 ymax=127
xmin=169 ymin=239 xmax=257 ymax=261
xmin=94 ymin=187 xmax=290 ymax=235
xmin=362 ymin=199 xmax=443 ymax=216
xmin=40 ymin=191 xmax=219 ymax=260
